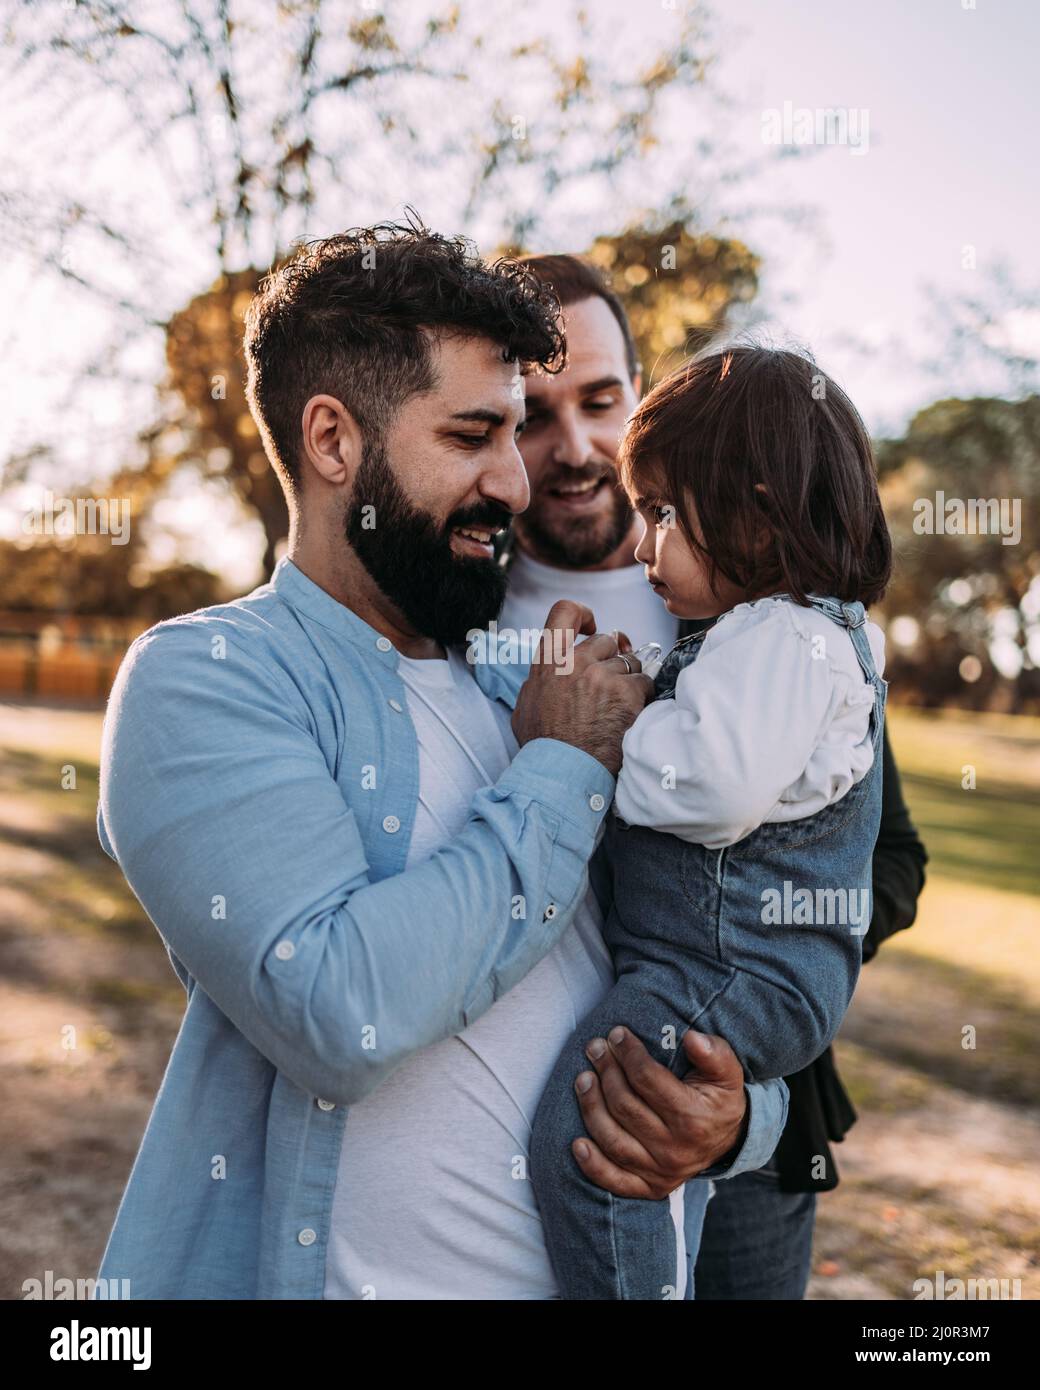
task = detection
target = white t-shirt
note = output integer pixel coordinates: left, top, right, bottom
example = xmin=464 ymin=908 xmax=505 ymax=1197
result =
xmin=614 ymin=596 xmax=886 ymax=849
xmin=324 ymin=645 xmax=626 ymax=1300
xmin=499 ymin=550 xmax=680 ymax=656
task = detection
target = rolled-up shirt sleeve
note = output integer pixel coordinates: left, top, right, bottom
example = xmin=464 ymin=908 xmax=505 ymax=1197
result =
xmin=98 ymin=623 xmax=615 ymax=1108
xmin=699 ymin=1076 xmax=790 ymax=1180
xmin=614 ymin=604 xmax=838 ymax=848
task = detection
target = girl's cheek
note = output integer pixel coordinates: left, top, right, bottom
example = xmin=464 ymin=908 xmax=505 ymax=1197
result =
xmin=659 ymin=527 xmax=682 ymax=580
xmin=663 ymin=533 xmax=701 ymax=598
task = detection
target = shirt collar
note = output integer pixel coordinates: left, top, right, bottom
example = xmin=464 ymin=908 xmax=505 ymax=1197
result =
xmin=271 ymin=556 xmax=401 ymax=668
xmin=271 ymin=555 xmax=526 ymax=702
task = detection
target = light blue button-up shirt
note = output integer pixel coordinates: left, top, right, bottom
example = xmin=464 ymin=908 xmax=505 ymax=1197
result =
xmin=93 ymin=557 xmax=787 ymax=1299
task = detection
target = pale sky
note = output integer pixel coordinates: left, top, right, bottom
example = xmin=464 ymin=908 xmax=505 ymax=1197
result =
xmin=712 ymin=0 xmax=1040 ymax=436
xmin=1 ymin=0 xmax=1036 ymax=589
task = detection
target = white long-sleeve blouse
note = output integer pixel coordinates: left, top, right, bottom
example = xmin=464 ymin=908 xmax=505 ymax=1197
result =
xmin=613 ymin=596 xmax=886 ymax=850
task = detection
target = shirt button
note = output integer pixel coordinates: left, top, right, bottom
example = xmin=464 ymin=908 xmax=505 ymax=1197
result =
xmin=274 ymin=940 xmax=295 ymax=961
xmin=388 ymin=698 xmax=404 ymax=712
xmin=543 ymin=903 xmax=557 ymax=921
xmin=297 ymin=1228 xmax=317 ymax=1246
xmin=376 ymin=637 xmax=392 ymax=652
xmin=589 ymin=793 xmax=605 ymax=812
xmin=382 ymin=815 xmax=401 ymax=834
xmin=316 ymin=1098 xmax=336 ymax=1112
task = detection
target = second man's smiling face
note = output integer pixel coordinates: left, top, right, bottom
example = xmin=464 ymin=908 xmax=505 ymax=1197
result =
xmin=514 ymin=296 xmax=641 ymax=570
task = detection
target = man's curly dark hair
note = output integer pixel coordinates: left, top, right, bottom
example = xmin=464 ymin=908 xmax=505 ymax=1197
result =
xmin=244 ymin=209 xmax=566 ymax=490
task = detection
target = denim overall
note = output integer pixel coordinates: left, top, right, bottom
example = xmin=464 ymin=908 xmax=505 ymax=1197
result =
xmin=529 ymin=595 xmax=887 ymax=1300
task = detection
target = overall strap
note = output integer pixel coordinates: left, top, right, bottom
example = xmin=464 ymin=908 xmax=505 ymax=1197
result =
xmin=667 ymin=596 xmax=885 ymax=736
xmin=742 ymin=592 xmax=880 ymax=685
xmin=803 ymin=595 xmax=886 ymax=755
xmin=652 ymin=626 xmax=711 ymax=701
xmin=805 ymin=596 xmax=878 ymax=684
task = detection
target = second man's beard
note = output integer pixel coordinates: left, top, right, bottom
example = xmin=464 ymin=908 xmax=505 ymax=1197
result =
xmin=513 ymin=480 xmax=633 ymax=568
xmin=345 ymin=438 xmax=511 ymax=646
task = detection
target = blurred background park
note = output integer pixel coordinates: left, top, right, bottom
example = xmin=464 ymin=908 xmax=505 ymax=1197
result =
xmin=0 ymin=0 xmax=1037 ymax=1299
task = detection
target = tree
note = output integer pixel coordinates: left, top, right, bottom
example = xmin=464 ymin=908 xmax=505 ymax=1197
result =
xmin=3 ymin=0 xmax=784 ymax=583
xmin=923 ymin=263 xmax=1040 ymax=402
xmin=877 ymin=395 xmax=1040 ymax=711
xmin=146 ymin=214 xmax=761 ymax=577
xmin=580 ymin=215 xmax=760 ymax=386
xmin=157 ymin=268 xmax=283 ymax=574
xmin=0 ymin=532 xmax=224 ymax=620
xmin=1 ymin=0 xmax=731 ymax=352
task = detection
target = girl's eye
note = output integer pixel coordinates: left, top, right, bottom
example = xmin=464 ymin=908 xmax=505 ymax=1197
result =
xmin=651 ymin=504 xmax=671 ymax=526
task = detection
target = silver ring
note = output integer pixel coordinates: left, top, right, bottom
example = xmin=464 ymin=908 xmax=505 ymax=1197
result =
xmin=618 ymin=652 xmax=634 ymax=674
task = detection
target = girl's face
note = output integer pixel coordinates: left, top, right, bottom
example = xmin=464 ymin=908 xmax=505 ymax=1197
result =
xmin=630 ymin=481 xmax=749 ymax=620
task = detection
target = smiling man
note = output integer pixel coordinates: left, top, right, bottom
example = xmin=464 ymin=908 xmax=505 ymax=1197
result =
xmin=499 ymin=256 xmax=679 ymax=660
xmin=93 ymin=220 xmax=786 ymax=1300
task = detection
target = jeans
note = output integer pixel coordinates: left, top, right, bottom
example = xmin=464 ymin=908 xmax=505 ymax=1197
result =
xmin=531 ymin=974 xmax=720 ymax=1300
xmin=693 ymin=1154 xmax=817 ymax=1299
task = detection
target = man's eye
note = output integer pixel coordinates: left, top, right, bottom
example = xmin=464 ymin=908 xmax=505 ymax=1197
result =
xmin=585 ymin=396 xmax=616 ymax=412
xmin=453 ymin=434 xmax=490 ymax=448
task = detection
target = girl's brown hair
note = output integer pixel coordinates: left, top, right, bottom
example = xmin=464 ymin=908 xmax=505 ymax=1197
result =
xmin=618 ymin=347 xmax=892 ymax=606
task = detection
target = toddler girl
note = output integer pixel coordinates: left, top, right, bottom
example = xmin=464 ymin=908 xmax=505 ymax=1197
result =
xmin=529 ymin=346 xmax=891 ymax=1299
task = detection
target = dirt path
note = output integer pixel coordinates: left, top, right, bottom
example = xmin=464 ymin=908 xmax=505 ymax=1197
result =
xmin=810 ymin=1034 xmax=1039 ymax=1300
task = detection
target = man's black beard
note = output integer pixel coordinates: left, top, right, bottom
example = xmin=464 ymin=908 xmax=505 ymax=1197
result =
xmin=514 ymin=476 xmax=633 ymax=568
xmin=345 ymin=439 xmax=511 ymax=646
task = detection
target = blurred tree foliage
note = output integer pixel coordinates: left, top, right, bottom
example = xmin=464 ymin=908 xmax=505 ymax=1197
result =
xmin=878 ymin=395 xmax=1040 ymax=711
xmin=0 ymin=532 xmax=224 ymax=620
xmin=149 ymin=220 xmax=759 ymax=576
xmin=158 ymin=269 xmax=280 ymax=572
xmin=582 ymin=218 xmax=759 ymax=385
xmin=2 ymin=0 xmax=756 ymax=584
xmin=7 ymin=2 xmax=1034 ymax=712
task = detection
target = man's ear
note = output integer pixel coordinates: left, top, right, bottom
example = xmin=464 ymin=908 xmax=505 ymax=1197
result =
xmin=301 ymin=394 xmax=363 ymax=487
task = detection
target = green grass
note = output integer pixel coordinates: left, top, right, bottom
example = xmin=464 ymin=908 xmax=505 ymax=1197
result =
xmin=807 ymin=706 xmax=1040 ymax=1297
xmin=888 ymin=708 xmax=1040 ymax=898
xmin=897 ymin=770 xmax=1040 ymax=898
